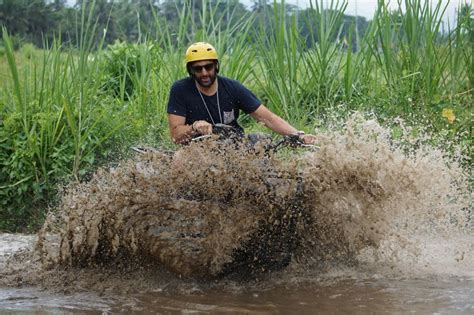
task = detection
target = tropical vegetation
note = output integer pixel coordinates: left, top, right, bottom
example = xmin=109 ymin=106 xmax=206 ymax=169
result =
xmin=0 ymin=0 xmax=472 ymax=231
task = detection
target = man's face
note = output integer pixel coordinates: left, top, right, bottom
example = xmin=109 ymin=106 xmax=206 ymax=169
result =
xmin=190 ymin=60 xmax=217 ymax=88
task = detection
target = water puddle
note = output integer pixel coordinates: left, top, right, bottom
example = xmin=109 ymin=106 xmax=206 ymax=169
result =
xmin=0 ymin=287 xmax=112 ymax=314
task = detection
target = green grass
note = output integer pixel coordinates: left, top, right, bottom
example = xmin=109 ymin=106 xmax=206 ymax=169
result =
xmin=0 ymin=0 xmax=472 ymax=231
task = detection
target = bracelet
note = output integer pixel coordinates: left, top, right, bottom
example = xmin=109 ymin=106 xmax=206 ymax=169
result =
xmin=296 ymin=130 xmax=305 ymax=137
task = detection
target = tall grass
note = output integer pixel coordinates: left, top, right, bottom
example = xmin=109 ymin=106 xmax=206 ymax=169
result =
xmin=301 ymin=0 xmax=349 ymax=111
xmin=0 ymin=0 xmax=471 ymax=231
xmin=366 ymin=0 xmax=450 ymax=113
xmin=0 ymin=2 xmax=127 ymax=229
xmin=252 ymin=1 xmax=306 ymax=122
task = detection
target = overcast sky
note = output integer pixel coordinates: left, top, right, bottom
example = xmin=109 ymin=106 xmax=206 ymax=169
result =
xmin=277 ymin=0 xmax=465 ymax=24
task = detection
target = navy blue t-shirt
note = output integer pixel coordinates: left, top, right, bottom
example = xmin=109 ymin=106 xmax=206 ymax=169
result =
xmin=167 ymin=76 xmax=261 ymax=132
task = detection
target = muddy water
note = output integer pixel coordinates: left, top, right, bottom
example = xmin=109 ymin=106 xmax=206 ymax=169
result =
xmin=2 ymin=275 xmax=472 ymax=313
xmin=1 ymin=116 xmax=472 ymax=313
xmin=1 ymin=233 xmax=473 ymax=314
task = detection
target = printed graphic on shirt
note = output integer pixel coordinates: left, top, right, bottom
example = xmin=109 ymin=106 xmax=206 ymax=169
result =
xmin=223 ymin=110 xmax=235 ymax=124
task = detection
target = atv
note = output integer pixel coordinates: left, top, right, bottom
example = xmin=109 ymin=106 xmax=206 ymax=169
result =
xmin=128 ymin=124 xmax=317 ymax=279
xmin=44 ymin=125 xmax=317 ymax=280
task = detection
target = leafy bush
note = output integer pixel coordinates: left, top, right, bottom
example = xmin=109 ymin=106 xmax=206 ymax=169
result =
xmin=100 ymin=41 xmax=162 ymax=100
xmin=0 ymin=112 xmax=48 ymax=231
xmin=21 ymin=43 xmax=37 ymax=59
xmin=0 ymin=29 xmax=136 ymax=231
xmin=0 ymin=96 xmax=130 ymax=231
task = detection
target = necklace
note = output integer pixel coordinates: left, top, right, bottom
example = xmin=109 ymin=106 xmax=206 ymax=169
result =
xmin=196 ymin=80 xmax=222 ymax=125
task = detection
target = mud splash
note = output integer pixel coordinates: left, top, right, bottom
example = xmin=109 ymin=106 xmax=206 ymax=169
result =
xmin=294 ymin=117 xmax=471 ymax=274
xmin=1 ymin=115 xmax=471 ymax=294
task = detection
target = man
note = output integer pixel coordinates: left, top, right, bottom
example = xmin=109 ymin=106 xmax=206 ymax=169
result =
xmin=167 ymin=42 xmax=316 ymax=145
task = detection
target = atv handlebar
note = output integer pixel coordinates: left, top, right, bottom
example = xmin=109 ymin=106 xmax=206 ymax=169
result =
xmin=264 ymin=134 xmax=318 ymax=152
xmin=192 ymin=123 xmax=243 ymax=142
xmin=192 ymin=123 xmax=318 ymax=151
xmin=132 ymin=124 xmax=317 ymax=154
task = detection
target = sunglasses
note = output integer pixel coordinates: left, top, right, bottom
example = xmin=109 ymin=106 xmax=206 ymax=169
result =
xmin=191 ymin=63 xmax=215 ymax=73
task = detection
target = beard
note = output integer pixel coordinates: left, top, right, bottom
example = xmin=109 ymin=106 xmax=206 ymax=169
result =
xmin=194 ymin=72 xmax=217 ymax=88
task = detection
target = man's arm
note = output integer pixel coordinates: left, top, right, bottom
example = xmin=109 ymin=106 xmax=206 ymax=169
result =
xmin=250 ymin=105 xmax=316 ymax=144
xmin=168 ymin=114 xmax=212 ymax=144
xmin=168 ymin=114 xmax=195 ymax=144
xmin=250 ymin=105 xmax=298 ymax=135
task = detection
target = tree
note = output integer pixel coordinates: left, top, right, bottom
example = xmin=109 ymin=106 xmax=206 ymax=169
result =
xmin=0 ymin=0 xmax=58 ymax=47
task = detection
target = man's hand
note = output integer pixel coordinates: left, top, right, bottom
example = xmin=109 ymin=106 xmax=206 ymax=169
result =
xmin=298 ymin=132 xmax=318 ymax=145
xmin=192 ymin=120 xmax=213 ymax=135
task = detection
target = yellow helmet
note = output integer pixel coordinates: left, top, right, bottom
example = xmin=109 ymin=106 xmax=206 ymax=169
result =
xmin=185 ymin=42 xmax=218 ymax=64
